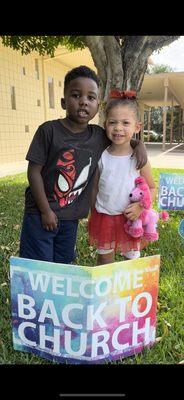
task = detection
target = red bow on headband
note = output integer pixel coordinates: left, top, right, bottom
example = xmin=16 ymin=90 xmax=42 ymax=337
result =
xmin=109 ymin=89 xmax=136 ymax=99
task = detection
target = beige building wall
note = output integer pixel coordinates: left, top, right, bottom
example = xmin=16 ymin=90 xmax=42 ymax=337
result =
xmin=0 ymin=39 xmax=99 ymax=165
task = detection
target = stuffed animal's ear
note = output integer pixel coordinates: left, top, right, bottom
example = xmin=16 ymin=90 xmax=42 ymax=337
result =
xmin=135 ymin=176 xmax=146 ymax=186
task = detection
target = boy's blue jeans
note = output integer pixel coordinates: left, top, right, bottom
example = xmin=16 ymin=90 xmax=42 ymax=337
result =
xmin=19 ymin=213 xmax=78 ymax=264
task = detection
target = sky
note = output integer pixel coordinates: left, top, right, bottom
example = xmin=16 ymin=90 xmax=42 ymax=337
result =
xmin=151 ymin=36 xmax=184 ymax=72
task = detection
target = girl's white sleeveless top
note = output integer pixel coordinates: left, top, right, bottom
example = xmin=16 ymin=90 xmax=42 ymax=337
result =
xmin=95 ymin=149 xmax=140 ymax=215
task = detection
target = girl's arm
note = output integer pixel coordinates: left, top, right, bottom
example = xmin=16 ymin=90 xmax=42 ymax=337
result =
xmin=124 ymin=161 xmax=156 ymax=221
xmin=140 ymin=160 xmax=156 ymax=203
xmin=91 ymin=167 xmax=100 ymax=210
xmin=130 ymin=139 xmax=147 ymax=169
xmin=28 ymin=162 xmax=58 ymax=230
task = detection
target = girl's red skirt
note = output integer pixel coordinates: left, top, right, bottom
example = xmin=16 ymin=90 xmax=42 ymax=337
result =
xmin=88 ymin=208 xmax=148 ymax=254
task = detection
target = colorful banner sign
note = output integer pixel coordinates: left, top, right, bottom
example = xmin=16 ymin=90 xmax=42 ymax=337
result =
xmin=158 ymin=173 xmax=184 ymax=210
xmin=10 ymin=255 xmax=160 ymax=364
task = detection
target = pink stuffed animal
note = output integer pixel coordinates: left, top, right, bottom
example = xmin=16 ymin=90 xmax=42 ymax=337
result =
xmin=124 ymin=176 xmax=169 ymax=241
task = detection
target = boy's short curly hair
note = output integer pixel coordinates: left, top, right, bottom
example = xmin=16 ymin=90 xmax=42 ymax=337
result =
xmin=64 ymin=65 xmax=100 ymax=94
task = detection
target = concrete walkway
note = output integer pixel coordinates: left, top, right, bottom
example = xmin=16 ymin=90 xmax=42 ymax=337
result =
xmin=145 ymin=142 xmax=184 ymax=169
xmin=0 ymin=160 xmax=28 ymax=178
xmin=0 ymin=143 xmax=183 ymax=178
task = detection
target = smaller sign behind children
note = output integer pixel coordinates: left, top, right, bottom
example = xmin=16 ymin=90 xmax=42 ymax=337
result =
xmin=158 ymin=173 xmax=184 ymax=210
xmin=10 ymin=255 xmax=160 ymax=364
xmin=178 ymin=219 xmax=184 ymax=239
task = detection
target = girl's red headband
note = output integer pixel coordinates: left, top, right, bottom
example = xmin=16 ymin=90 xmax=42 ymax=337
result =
xmin=109 ymin=89 xmax=137 ymax=100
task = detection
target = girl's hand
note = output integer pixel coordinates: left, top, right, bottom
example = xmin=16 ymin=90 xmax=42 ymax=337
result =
xmin=41 ymin=210 xmax=58 ymax=231
xmin=124 ymin=202 xmax=144 ymax=221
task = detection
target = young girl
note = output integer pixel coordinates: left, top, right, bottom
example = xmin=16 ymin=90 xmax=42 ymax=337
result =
xmin=88 ymin=89 xmax=156 ymax=265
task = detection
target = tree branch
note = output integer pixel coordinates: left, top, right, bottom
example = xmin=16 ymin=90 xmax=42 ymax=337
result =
xmin=84 ymin=36 xmax=107 ymax=87
xmin=146 ymin=36 xmax=180 ymax=51
xmin=121 ymin=36 xmax=180 ymax=92
xmin=103 ymin=36 xmax=124 ymax=90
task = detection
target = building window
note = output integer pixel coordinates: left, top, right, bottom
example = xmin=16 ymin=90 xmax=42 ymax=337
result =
xmin=48 ymin=77 xmax=55 ymax=109
xmin=22 ymin=67 xmax=26 ymax=75
xmin=59 ymin=80 xmax=62 ymax=87
xmin=37 ymin=99 xmax=41 ymax=106
xmin=10 ymin=86 xmax=16 ymax=110
xmin=25 ymin=125 xmax=29 ymax=132
xmin=35 ymin=59 xmax=39 ymax=80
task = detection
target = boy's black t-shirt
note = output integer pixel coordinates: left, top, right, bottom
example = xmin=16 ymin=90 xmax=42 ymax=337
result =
xmin=25 ymin=119 xmax=110 ymax=220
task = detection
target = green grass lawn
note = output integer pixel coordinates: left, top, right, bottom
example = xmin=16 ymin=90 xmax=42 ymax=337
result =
xmin=0 ymin=169 xmax=184 ymax=364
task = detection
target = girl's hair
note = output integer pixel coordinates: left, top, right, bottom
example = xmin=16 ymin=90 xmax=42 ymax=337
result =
xmin=105 ymin=91 xmax=141 ymax=122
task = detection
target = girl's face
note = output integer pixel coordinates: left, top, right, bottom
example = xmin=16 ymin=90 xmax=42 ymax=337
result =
xmin=105 ymin=104 xmax=141 ymax=145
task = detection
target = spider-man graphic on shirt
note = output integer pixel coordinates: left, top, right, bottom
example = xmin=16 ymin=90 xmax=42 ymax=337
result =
xmin=54 ymin=147 xmax=92 ymax=208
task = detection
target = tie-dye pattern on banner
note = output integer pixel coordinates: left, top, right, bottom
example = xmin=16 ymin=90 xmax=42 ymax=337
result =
xmin=158 ymin=172 xmax=184 ymax=210
xmin=10 ymin=255 xmax=160 ymax=364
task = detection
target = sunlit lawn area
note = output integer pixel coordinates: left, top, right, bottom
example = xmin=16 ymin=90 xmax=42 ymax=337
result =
xmin=0 ymin=168 xmax=184 ymax=364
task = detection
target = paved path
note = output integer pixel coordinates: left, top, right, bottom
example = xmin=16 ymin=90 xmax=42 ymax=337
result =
xmin=145 ymin=143 xmax=184 ymax=169
xmin=0 ymin=143 xmax=183 ymax=178
xmin=0 ymin=160 xmax=28 ymax=178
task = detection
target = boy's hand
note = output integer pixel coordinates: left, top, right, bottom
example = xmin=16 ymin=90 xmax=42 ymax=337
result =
xmin=41 ymin=210 xmax=58 ymax=231
xmin=130 ymin=139 xmax=147 ymax=169
xmin=124 ymin=202 xmax=144 ymax=221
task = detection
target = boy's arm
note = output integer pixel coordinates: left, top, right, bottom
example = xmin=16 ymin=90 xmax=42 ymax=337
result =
xmin=28 ymin=162 xmax=58 ymax=230
xmin=130 ymin=139 xmax=147 ymax=169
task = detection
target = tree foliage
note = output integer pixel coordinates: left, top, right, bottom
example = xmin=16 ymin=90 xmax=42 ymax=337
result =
xmin=144 ymin=106 xmax=181 ymax=142
xmin=1 ymin=35 xmax=86 ymax=57
xmin=147 ymin=63 xmax=174 ymax=74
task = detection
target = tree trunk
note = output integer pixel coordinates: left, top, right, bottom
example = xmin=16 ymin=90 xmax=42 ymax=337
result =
xmin=84 ymin=35 xmax=179 ymax=125
xmin=85 ymin=36 xmax=124 ymax=126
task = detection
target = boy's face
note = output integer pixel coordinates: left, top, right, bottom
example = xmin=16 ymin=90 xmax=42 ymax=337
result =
xmin=61 ymin=77 xmax=99 ymax=128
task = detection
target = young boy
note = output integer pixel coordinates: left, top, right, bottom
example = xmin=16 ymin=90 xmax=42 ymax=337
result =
xmin=19 ymin=65 xmax=147 ymax=264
